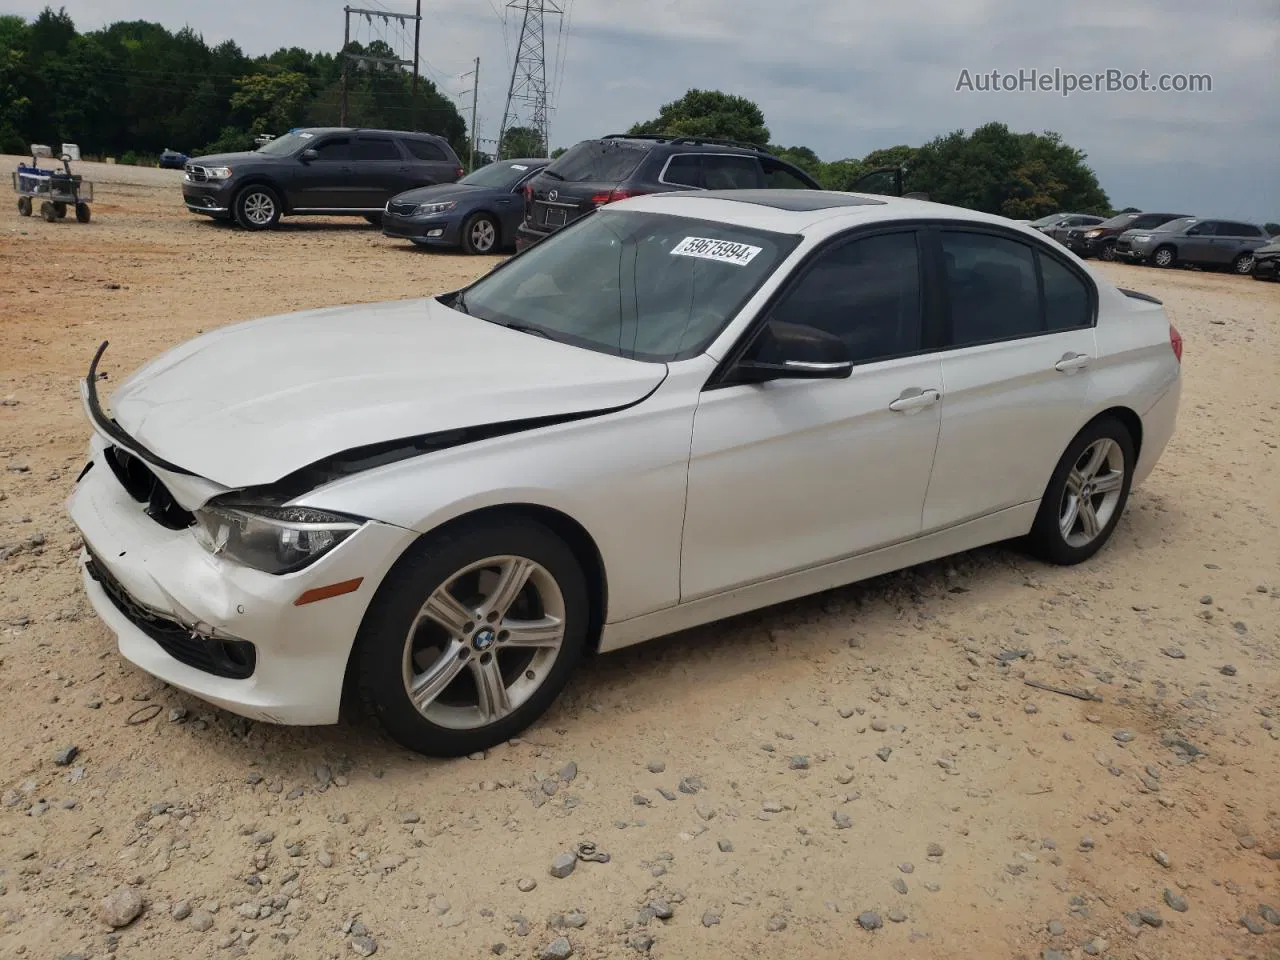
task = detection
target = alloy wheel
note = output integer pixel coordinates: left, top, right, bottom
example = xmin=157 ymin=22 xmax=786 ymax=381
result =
xmin=1153 ymin=248 xmax=1174 ymax=268
xmin=242 ymin=191 xmax=276 ymax=226
xmin=1058 ymin=438 xmax=1126 ymax=548
xmin=470 ymin=218 xmax=497 ymax=253
xmin=401 ymin=555 xmax=566 ymax=730
xmin=1234 ymin=255 xmax=1255 ymax=275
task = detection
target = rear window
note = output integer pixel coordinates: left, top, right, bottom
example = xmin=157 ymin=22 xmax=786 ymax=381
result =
xmin=404 ymin=138 xmax=450 ymax=162
xmin=544 ymin=140 xmax=649 ymax=183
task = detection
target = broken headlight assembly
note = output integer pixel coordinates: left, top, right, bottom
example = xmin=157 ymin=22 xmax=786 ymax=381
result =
xmin=192 ymin=503 xmax=363 ymax=574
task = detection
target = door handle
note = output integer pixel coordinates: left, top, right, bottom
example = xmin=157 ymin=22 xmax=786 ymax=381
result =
xmin=888 ymin=388 xmax=940 ymax=413
xmin=1054 ymin=352 xmax=1092 ymax=373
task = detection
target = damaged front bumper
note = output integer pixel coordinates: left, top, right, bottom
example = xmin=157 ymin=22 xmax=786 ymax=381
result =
xmin=68 ymin=346 xmax=416 ymax=724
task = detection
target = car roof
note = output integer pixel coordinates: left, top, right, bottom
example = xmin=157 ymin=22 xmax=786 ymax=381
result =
xmin=596 ymin=135 xmax=770 ymax=157
xmin=617 ymin=189 xmax=1035 ymax=237
xmin=295 ymin=126 xmax=447 ymax=141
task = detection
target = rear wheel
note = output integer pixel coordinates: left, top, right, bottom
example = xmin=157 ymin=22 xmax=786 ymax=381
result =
xmin=40 ymin=201 xmax=56 ymax=222
xmin=234 ymin=185 xmax=281 ymax=230
xmin=17 ymin=196 xmax=31 ymax=216
xmin=53 ymin=201 xmax=67 ymax=218
xmin=461 ymin=212 xmax=499 ymax=255
xmin=75 ymin=202 xmax=91 ymax=223
xmin=1231 ymin=253 xmax=1255 ymax=275
xmin=1027 ymin=417 xmax=1135 ymax=565
xmin=354 ymin=517 xmax=590 ymax=757
xmin=1152 ymin=245 xmax=1176 ymax=268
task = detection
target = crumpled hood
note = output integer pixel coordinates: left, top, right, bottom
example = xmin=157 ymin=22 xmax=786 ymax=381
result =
xmin=104 ymin=297 xmax=665 ymax=489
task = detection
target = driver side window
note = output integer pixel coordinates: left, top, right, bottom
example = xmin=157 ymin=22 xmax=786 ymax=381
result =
xmin=769 ymin=231 xmax=923 ymax=365
xmin=310 ymin=137 xmax=353 ymax=162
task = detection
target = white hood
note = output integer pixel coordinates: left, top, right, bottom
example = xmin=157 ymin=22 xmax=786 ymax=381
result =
xmin=103 ymin=297 xmax=665 ymax=489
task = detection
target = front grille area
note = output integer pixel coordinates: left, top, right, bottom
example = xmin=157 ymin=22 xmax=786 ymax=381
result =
xmin=386 ymin=200 xmax=418 ymax=217
xmin=86 ymin=551 xmax=257 ymax=679
xmin=1116 ymin=240 xmax=1132 ymax=251
xmin=184 ymin=164 xmax=209 ymax=182
xmin=104 ymin=445 xmax=194 ymax=530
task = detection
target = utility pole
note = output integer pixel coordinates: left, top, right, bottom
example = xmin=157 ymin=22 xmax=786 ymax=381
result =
xmin=469 ymin=58 xmax=479 ymax=170
xmin=498 ymin=0 xmax=561 ymax=159
xmin=411 ymin=0 xmax=421 ymax=128
xmin=340 ymin=4 xmax=422 ymax=127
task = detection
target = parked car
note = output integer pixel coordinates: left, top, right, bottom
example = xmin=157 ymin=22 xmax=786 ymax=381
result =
xmin=158 ymin=149 xmax=188 ymax=170
xmin=182 ymin=127 xmax=465 ymax=230
xmin=1029 ymin=212 xmax=1106 ymax=245
xmin=69 ymin=191 xmax=1183 ymax=756
xmin=1250 ymin=239 xmax=1280 ymax=281
xmin=382 ymin=158 xmax=549 ymax=254
xmin=1114 ymin=217 xmax=1271 ymax=273
xmin=1062 ymin=211 xmax=1191 ymax=261
xmin=515 ymin=134 xmax=824 ymax=250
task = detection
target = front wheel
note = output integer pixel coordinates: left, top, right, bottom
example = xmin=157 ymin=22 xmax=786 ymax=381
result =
xmin=75 ymin=202 xmax=91 ymax=223
xmin=461 ymin=212 xmax=499 ymax=255
xmin=1027 ymin=417 xmax=1135 ymax=565
xmin=354 ymin=517 xmax=590 ymax=757
xmin=53 ymin=201 xmax=67 ymax=218
xmin=17 ymin=196 xmax=31 ymax=216
xmin=1098 ymin=242 xmax=1117 ymax=262
xmin=40 ymin=201 xmax=56 ymax=222
xmin=1152 ymin=245 xmax=1176 ymax=268
xmin=1231 ymin=253 xmax=1255 ymax=275
xmin=234 ymin=185 xmax=281 ymax=230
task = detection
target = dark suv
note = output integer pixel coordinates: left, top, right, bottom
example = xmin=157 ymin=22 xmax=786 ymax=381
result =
xmin=515 ymin=135 xmax=823 ymax=250
xmin=1061 ymin=211 xmax=1191 ymax=261
xmin=183 ymin=127 xmax=464 ymax=230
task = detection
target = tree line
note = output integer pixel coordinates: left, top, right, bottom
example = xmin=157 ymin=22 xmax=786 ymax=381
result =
xmin=4 ymin=8 xmax=1117 ymax=218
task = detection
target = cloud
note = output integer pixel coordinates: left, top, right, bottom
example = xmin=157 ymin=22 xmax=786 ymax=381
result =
xmin=11 ymin=0 xmax=1279 ymax=217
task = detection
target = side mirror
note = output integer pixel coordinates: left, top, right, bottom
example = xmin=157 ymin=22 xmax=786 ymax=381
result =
xmin=300 ymin=148 xmax=318 ymax=162
xmin=732 ymin=320 xmax=853 ymax=384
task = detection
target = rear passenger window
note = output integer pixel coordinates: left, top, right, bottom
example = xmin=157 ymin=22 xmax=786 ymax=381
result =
xmin=941 ymin=231 xmax=1039 ymax=345
xmin=770 ymin=231 xmax=922 ymax=364
xmin=404 ymin=139 xmax=449 ymax=162
xmin=1039 ymin=253 xmax=1091 ymax=330
xmin=761 ymin=159 xmax=812 ymax=190
xmin=352 ymin=138 xmax=400 ymax=161
xmin=1223 ymin=222 xmax=1261 ymax=237
xmin=662 ymin=155 xmax=702 ymax=188
xmin=702 ymin=155 xmax=761 ymax=190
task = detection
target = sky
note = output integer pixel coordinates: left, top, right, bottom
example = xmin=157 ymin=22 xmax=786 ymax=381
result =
xmin=12 ymin=0 xmax=1280 ymax=219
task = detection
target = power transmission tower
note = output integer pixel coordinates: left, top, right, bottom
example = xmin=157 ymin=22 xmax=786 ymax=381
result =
xmin=497 ymin=0 xmax=561 ymax=158
xmin=460 ymin=57 xmax=480 ymax=171
xmin=340 ymin=4 xmax=422 ymax=127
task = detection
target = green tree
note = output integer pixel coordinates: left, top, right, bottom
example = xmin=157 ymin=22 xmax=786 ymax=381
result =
xmin=230 ymin=70 xmax=311 ymax=134
xmin=629 ymin=89 xmax=769 ymax=146
xmin=499 ymin=125 xmax=546 ymax=158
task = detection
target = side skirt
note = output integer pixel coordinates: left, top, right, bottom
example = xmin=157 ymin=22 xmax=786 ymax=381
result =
xmin=597 ymin=502 xmax=1039 ymax=654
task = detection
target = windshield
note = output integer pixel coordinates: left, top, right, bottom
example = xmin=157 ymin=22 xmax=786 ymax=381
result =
xmin=455 ymin=210 xmax=799 ymax=362
xmin=1098 ymin=213 xmax=1140 ymax=228
xmin=543 ymin=140 xmax=649 ymax=183
xmin=1029 ymin=214 xmax=1065 ymax=227
xmin=1151 ymin=217 xmax=1197 ymax=233
xmin=460 ymin=161 xmax=540 ymax=189
xmin=255 ymin=132 xmax=314 ymax=156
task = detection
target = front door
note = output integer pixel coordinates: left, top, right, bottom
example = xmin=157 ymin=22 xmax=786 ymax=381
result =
xmin=681 ymin=229 xmax=943 ymax=599
xmin=1180 ymin=221 xmax=1221 ymax=264
xmin=289 ymin=135 xmax=359 ymax=210
xmin=923 ymin=228 xmax=1098 ymax=530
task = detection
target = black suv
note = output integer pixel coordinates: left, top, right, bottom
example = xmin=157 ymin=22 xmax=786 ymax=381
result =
xmin=516 ymin=135 xmax=824 ymax=250
xmin=183 ymin=127 xmax=464 ymax=230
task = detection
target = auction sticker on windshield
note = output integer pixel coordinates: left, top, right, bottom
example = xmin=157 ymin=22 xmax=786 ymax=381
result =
xmin=670 ymin=236 xmax=763 ymax=266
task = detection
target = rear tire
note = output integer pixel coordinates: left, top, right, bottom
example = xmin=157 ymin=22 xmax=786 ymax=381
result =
xmin=234 ymin=185 xmax=281 ymax=230
xmin=354 ymin=516 xmax=590 ymax=757
xmin=461 ymin=212 xmax=499 ymax=255
xmin=40 ymin=201 xmax=56 ymax=222
xmin=17 ymin=196 xmax=31 ymax=216
xmin=53 ymin=201 xmax=67 ymax=218
xmin=1027 ymin=416 xmax=1135 ymax=566
xmin=75 ymin=202 xmax=91 ymax=223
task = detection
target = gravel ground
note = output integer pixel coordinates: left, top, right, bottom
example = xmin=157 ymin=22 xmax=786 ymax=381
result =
xmin=1 ymin=162 xmax=1278 ymax=960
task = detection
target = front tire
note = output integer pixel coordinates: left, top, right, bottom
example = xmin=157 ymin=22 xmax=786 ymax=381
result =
xmin=75 ymin=202 xmax=91 ymax=223
xmin=1098 ymin=241 xmax=1117 ymax=262
xmin=461 ymin=212 xmax=499 ymax=255
xmin=234 ymin=185 xmax=281 ymax=230
xmin=1152 ymin=245 xmax=1176 ymax=268
xmin=354 ymin=517 xmax=590 ymax=757
xmin=1027 ymin=417 xmax=1135 ymax=565
xmin=17 ymin=196 xmax=31 ymax=216
xmin=1231 ymin=253 xmax=1255 ymax=275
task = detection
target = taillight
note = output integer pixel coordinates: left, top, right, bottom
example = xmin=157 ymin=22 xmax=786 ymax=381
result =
xmin=1169 ymin=323 xmax=1183 ymax=363
xmin=522 ymin=183 xmax=533 ymax=202
xmin=456 ymin=166 xmax=465 ymax=179
xmin=590 ymin=187 xmax=641 ymax=206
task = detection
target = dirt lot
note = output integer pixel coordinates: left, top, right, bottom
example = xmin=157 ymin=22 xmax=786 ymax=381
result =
xmin=1 ymin=158 xmax=1278 ymax=960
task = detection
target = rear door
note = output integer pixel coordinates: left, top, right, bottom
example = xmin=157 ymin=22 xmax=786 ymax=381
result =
xmin=923 ymin=227 xmax=1098 ymax=531
xmin=526 ymin=139 xmax=652 ymax=233
xmin=1218 ymin=221 xmax=1266 ymax=263
xmin=351 ymin=134 xmax=408 ymax=208
xmin=401 ymin=137 xmax=461 ymax=189
xmin=289 ymin=135 xmax=359 ymax=209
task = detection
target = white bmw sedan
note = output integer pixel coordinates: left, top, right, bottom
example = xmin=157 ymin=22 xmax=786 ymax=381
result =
xmin=68 ymin=190 xmax=1182 ymax=756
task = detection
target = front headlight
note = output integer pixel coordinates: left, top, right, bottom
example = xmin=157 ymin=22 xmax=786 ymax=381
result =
xmin=1131 ymin=234 xmax=1151 ymax=243
xmin=1084 ymin=229 xmax=1103 ymax=238
xmin=204 ymin=166 xmax=233 ymax=180
xmin=192 ymin=503 xmax=362 ymax=574
xmin=416 ymin=200 xmax=456 ymax=215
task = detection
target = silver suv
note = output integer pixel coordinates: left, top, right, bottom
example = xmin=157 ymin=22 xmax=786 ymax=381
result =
xmin=1114 ymin=217 xmax=1272 ymax=274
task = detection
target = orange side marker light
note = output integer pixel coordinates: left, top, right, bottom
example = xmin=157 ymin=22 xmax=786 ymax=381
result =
xmin=294 ymin=577 xmax=364 ymax=606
